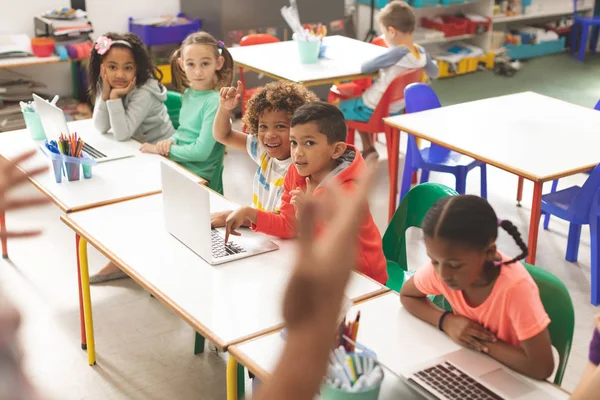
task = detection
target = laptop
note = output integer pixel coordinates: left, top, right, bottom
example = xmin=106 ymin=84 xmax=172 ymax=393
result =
xmin=32 ymin=93 xmax=135 ymax=163
xmin=402 ymin=349 xmax=564 ymax=400
xmin=160 ymin=161 xmax=279 ymax=265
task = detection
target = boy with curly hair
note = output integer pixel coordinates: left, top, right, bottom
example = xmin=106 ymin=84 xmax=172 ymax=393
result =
xmin=211 ymin=80 xmax=318 ymax=227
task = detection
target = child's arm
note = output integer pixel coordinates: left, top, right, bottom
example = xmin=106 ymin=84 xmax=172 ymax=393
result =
xmin=213 ymin=82 xmax=248 ymax=152
xmin=572 ymin=363 xmax=600 ymax=399
xmin=424 ymin=55 xmax=439 ymax=79
xmin=92 ymin=96 xmax=112 ymax=133
xmin=169 ymin=98 xmax=219 ymax=162
xmin=360 ymin=47 xmax=411 ymax=74
xmin=105 ymin=89 xmax=155 ymax=141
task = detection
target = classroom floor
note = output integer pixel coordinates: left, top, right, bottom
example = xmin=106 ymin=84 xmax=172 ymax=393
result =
xmin=2 ymin=53 xmax=599 ymax=399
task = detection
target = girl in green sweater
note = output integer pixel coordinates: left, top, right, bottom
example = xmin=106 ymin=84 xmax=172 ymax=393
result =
xmin=140 ymin=31 xmax=234 ymax=193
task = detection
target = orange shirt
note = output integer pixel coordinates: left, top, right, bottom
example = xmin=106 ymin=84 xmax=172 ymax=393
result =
xmin=414 ymin=254 xmax=550 ymax=347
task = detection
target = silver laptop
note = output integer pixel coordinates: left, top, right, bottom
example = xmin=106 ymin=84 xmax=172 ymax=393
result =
xmin=33 ymin=93 xmax=135 ymax=163
xmin=403 ymin=349 xmax=564 ymax=400
xmin=160 ymin=161 xmax=279 ymax=265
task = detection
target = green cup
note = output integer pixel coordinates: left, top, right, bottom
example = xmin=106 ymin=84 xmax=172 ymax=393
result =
xmin=297 ymin=39 xmax=320 ymax=64
xmin=82 ymin=163 xmax=93 ymax=179
xmin=321 ymin=380 xmax=382 ymax=400
xmin=22 ymin=111 xmax=47 ymax=140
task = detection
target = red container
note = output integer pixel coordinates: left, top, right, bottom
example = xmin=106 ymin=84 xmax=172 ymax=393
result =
xmin=421 ymin=16 xmax=469 ymax=37
xmin=465 ymin=17 xmax=492 ymax=35
xmin=31 ymin=37 xmax=55 ymax=57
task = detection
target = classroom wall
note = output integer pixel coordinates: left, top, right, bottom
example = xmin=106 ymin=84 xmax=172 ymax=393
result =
xmin=0 ymin=0 xmax=180 ymax=98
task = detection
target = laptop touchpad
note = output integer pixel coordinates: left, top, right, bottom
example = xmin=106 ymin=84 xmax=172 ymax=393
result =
xmin=480 ymin=369 xmax=536 ymax=399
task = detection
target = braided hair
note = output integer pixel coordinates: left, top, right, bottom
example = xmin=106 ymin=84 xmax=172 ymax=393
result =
xmin=421 ymin=195 xmax=528 ymax=269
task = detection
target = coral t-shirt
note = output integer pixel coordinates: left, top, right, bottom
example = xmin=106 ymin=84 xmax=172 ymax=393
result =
xmin=414 ymin=254 xmax=550 ymax=347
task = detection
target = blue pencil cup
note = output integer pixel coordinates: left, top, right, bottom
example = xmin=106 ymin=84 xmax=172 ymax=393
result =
xmin=40 ymin=145 xmax=97 ymax=183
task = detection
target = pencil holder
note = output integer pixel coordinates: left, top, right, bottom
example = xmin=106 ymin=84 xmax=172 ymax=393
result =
xmin=297 ymin=38 xmax=320 ymax=64
xmin=321 ymin=353 xmax=383 ymax=400
xmin=22 ymin=111 xmax=47 ymax=140
xmin=65 ymin=161 xmax=81 ymax=182
xmin=40 ymin=146 xmax=97 ymax=183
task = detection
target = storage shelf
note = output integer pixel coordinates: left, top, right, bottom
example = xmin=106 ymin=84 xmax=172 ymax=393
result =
xmin=493 ymin=7 xmax=593 ymax=23
xmin=417 ymin=33 xmax=479 ymax=45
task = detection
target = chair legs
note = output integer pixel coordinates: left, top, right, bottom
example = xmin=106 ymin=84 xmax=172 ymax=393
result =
xmin=591 ymin=25 xmax=600 ymax=55
xmin=591 ymin=210 xmax=600 ymax=305
xmin=480 ymin=164 xmax=487 ymax=199
xmin=543 ymin=180 xmax=559 ymax=230
xmin=399 ymin=145 xmax=413 ymax=201
xmin=566 ymin=223 xmax=582 ymax=262
xmin=579 ymin=23 xmax=590 ymax=62
xmin=419 ymin=170 xmax=430 ymax=184
xmin=454 ymin=171 xmax=467 ymax=195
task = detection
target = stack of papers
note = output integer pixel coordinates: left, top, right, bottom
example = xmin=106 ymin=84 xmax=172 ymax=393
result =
xmin=0 ymin=34 xmax=32 ymax=59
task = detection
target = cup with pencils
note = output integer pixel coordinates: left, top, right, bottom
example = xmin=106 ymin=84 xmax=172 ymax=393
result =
xmin=20 ymin=101 xmax=47 ymax=141
xmin=41 ymin=133 xmax=97 ymax=183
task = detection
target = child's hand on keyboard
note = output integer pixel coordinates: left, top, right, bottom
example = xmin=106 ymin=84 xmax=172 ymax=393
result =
xmin=219 ymin=80 xmax=243 ymax=111
xmin=225 ymin=206 xmax=257 ymax=243
xmin=211 ymin=210 xmax=233 ymax=228
xmin=442 ymin=314 xmax=497 ymax=353
xmin=139 ymin=143 xmax=159 ymax=154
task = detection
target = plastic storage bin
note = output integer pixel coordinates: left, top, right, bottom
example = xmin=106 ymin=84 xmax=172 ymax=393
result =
xmin=441 ymin=0 xmax=466 ymax=5
xmin=505 ymin=37 xmax=566 ymax=60
xmin=40 ymin=145 xmax=97 ymax=183
xmin=422 ymin=16 xmax=469 ymax=37
xmin=157 ymin=65 xmax=172 ymax=85
xmin=437 ymin=52 xmax=494 ymax=78
xmin=466 ymin=17 xmax=492 ymax=35
xmin=129 ymin=14 xmax=201 ymax=46
xmin=357 ymin=0 xmax=389 ymax=9
xmin=411 ymin=0 xmax=440 ymax=7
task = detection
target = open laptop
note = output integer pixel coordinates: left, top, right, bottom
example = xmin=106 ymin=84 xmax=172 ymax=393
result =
xmin=33 ymin=93 xmax=135 ymax=163
xmin=161 ymin=161 xmax=279 ymax=265
xmin=402 ymin=349 xmax=564 ymax=400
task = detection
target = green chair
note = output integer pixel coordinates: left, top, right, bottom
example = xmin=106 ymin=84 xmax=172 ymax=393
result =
xmin=208 ymin=160 xmax=225 ymax=195
xmin=165 ymin=90 xmax=182 ymax=130
xmin=383 ymin=183 xmax=458 ymax=292
xmin=523 ymin=263 xmax=575 ymax=386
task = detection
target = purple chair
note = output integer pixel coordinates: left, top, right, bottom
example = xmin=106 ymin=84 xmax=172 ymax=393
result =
xmin=571 ymin=0 xmax=600 ymax=62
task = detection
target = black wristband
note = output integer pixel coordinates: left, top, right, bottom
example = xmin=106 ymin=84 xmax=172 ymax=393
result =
xmin=438 ymin=311 xmax=452 ymax=332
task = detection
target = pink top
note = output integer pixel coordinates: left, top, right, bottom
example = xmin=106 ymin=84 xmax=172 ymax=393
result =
xmin=414 ymin=255 xmax=550 ymax=348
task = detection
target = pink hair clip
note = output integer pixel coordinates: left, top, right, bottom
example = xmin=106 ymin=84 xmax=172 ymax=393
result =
xmin=217 ymin=40 xmax=225 ymax=49
xmin=95 ymin=36 xmax=113 ymax=55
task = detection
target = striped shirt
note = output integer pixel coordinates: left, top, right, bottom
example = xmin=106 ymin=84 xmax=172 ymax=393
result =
xmin=246 ymin=134 xmax=292 ymax=212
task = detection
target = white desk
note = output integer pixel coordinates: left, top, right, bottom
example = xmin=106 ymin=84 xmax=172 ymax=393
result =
xmin=61 ymin=193 xmax=389 ymax=366
xmin=228 ymin=35 xmax=387 ymax=86
xmin=0 ymin=119 xmax=203 ymax=213
xmin=229 ymin=292 xmax=568 ymax=400
xmin=384 ymin=91 xmax=600 ymax=264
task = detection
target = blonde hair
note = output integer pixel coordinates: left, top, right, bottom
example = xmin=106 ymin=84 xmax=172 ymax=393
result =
xmin=170 ymin=31 xmax=234 ymax=92
xmin=378 ymin=1 xmax=416 ymax=33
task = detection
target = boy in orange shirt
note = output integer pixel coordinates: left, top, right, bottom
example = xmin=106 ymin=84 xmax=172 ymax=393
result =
xmin=225 ymin=102 xmax=387 ymax=284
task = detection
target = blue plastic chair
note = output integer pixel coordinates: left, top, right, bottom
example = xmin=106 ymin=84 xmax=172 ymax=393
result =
xmin=400 ymin=83 xmax=487 ymax=201
xmin=545 ymin=99 xmax=600 ymax=225
xmin=590 ymin=188 xmax=600 ymax=305
xmin=571 ymin=0 xmax=600 ymax=62
xmin=541 ymin=163 xmax=600 ymax=263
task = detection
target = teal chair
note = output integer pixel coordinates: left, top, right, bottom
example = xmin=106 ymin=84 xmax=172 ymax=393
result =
xmin=523 ymin=263 xmax=574 ymax=386
xmin=165 ymin=90 xmax=182 ymax=129
xmin=383 ymin=183 xmax=458 ymax=311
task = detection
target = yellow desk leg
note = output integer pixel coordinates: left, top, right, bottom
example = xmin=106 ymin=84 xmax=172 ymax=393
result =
xmin=78 ymin=238 xmax=96 ymax=366
xmin=227 ymin=356 xmax=238 ymax=400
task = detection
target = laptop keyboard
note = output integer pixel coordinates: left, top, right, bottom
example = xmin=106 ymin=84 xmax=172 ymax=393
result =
xmin=412 ymin=362 xmax=503 ymax=400
xmin=82 ymin=143 xmax=107 ymax=159
xmin=211 ymin=229 xmax=246 ymax=259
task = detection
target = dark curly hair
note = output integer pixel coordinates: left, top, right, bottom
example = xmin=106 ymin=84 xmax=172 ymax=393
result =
xmin=87 ymin=32 xmax=162 ymax=102
xmin=242 ymin=81 xmax=319 ymax=135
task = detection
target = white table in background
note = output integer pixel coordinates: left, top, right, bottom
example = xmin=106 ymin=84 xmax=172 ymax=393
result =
xmin=228 ymin=35 xmax=387 ymax=87
xmin=60 ymin=192 xmax=389 ymax=366
xmin=228 ymin=292 xmax=569 ymax=400
xmin=0 ymin=119 xmax=205 ymax=350
xmin=384 ymin=91 xmax=600 ymax=264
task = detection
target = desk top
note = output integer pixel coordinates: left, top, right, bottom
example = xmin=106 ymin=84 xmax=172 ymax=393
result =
xmin=385 ymin=92 xmax=600 ymax=182
xmin=229 ymin=292 xmax=568 ymax=399
xmin=61 ymin=193 xmax=388 ymax=349
xmin=228 ymin=36 xmax=386 ymax=86
xmin=0 ymin=119 xmax=203 ymax=212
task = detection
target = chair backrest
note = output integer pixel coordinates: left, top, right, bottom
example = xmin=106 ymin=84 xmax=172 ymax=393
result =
xmin=366 ymin=68 xmax=423 ymax=129
xmin=404 ymin=83 xmax=449 ymax=162
xmin=595 ymin=99 xmax=600 ymax=110
xmin=522 ymin=263 xmax=574 ymax=385
xmin=239 ymin=34 xmax=280 ymax=47
xmin=382 ymin=183 xmax=458 ymax=270
xmin=569 ymin=163 xmax=600 ymax=221
xmin=165 ymin=90 xmax=182 ymax=130
xmin=371 ymin=35 xmax=388 ymax=47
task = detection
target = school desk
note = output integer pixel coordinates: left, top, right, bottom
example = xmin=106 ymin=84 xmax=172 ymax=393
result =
xmin=227 ymin=291 xmax=569 ymax=400
xmin=0 ymin=119 xmax=205 ymax=349
xmin=384 ymin=91 xmax=600 ymax=264
xmin=227 ymin=35 xmax=387 ymax=87
xmin=60 ymin=192 xmax=389 ymax=367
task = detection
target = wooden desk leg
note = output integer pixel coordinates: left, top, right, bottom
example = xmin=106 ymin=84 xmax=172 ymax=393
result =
xmin=0 ymin=209 xmax=7 ymax=259
xmin=386 ymin=126 xmax=401 ymax=222
xmin=526 ymin=182 xmax=543 ymax=265
xmin=517 ymin=177 xmax=524 ymax=206
xmin=76 ymin=235 xmax=87 ymax=350
xmin=78 ymin=238 xmax=96 ymax=366
xmin=227 ymin=356 xmax=247 ymax=400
